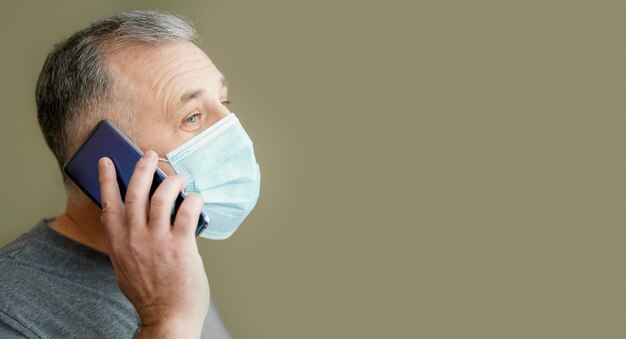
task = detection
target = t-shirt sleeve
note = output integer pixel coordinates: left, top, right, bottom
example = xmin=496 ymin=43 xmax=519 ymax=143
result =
xmin=0 ymin=310 xmax=37 ymax=339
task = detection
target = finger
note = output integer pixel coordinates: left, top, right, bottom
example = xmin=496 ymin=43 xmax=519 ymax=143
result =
xmin=124 ymin=150 xmax=158 ymax=230
xmin=173 ymin=192 xmax=204 ymax=239
xmin=148 ymin=175 xmax=187 ymax=232
xmin=98 ymin=157 xmax=125 ymax=240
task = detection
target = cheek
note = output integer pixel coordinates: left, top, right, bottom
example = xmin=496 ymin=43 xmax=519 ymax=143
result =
xmin=135 ymin=128 xmax=178 ymax=163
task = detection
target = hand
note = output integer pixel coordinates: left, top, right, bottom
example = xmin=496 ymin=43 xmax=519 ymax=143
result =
xmin=98 ymin=150 xmax=210 ymax=338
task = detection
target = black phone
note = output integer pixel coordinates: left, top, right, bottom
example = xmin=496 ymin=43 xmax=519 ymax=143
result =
xmin=63 ymin=120 xmax=208 ymax=236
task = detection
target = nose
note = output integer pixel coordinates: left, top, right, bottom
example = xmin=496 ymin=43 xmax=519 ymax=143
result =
xmin=217 ymin=104 xmax=231 ymax=120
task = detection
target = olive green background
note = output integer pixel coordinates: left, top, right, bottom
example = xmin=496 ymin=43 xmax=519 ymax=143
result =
xmin=1 ymin=1 xmax=625 ymax=338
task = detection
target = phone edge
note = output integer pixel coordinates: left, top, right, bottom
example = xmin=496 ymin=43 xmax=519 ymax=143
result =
xmin=62 ymin=120 xmax=208 ymax=237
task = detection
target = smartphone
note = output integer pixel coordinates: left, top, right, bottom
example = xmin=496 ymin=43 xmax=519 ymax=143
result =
xmin=63 ymin=120 xmax=209 ymax=237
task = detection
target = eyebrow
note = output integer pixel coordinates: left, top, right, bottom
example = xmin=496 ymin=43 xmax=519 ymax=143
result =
xmin=179 ymin=77 xmax=229 ymax=106
xmin=180 ymin=88 xmax=204 ymax=103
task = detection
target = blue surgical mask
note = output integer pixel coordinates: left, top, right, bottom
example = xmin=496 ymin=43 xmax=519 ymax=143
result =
xmin=162 ymin=113 xmax=260 ymax=239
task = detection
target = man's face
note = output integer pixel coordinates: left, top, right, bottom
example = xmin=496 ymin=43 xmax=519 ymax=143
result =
xmin=108 ymin=41 xmax=230 ymax=176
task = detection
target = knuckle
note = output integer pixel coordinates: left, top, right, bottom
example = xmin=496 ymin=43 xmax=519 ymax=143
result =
xmin=124 ymin=191 xmax=141 ymax=205
xmin=101 ymin=201 xmax=118 ymax=218
xmin=177 ymin=207 xmax=194 ymax=221
xmin=150 ymin=194 xmax=168 ymax=209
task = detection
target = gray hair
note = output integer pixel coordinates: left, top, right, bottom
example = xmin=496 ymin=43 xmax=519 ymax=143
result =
xmin=35 ymin=10 xmax=198 ymax=172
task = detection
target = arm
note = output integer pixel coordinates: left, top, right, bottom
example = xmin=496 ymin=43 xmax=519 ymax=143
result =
xmin=98 ymin=150 xmax=210 ymax=339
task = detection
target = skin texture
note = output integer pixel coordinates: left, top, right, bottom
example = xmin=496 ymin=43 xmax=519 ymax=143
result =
xmin=98 ymin=152 xmax=209 ymax=338
xmin=48 ymin=41 xmax=231 ymax=336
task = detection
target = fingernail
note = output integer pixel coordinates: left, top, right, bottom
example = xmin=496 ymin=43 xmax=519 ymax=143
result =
xmin=144 ymin=150 xmax=157 ymax=160
xmin=99 ymin=157 xmax=110 ymax=169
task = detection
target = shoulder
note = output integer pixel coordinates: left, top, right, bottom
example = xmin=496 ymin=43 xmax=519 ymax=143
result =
xmin=0 ymin=221 xmax=75 ymax=284
xmin=0 ymin=224 xmax=52 ymax=338
xmin=0 ymin=223 xmax=43 ymax=261
xmin=0 ymin=222 xmax=52 ymax=296
xmin=0 ymin=308 xmax=37 ymax=338
xmin=0 ymin=223 xmax=139 ymax=338
xmin=0 ymin=238 xmax=68 ymax=317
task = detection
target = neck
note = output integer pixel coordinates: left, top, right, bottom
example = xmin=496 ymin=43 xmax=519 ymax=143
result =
xmin=49 ymin=186 xmax=108 ymax=253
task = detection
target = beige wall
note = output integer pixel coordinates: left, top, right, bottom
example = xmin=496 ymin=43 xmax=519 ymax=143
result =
xmin=1 ymin=1 xmax=625 ymax=338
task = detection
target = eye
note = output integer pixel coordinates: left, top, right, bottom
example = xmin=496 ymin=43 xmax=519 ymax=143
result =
xmin=184 ymin=113 xmax=201 ymax=124
xmin=222 ymin=100 xmax=232 ymax=106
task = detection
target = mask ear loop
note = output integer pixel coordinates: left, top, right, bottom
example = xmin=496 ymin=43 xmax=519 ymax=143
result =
xmin=158 ymin=158 xmax=169 ymax=163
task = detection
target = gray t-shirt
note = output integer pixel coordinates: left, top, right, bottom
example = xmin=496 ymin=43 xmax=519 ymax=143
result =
xmin=0 ymin=220 xmax=231 ymax=338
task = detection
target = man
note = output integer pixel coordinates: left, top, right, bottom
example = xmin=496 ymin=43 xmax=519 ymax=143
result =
xmin=0 ymin=10 xmax=260 ymax=338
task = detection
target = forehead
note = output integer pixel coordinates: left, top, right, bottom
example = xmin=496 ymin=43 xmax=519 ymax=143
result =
xmin=107 ymin=41 xmax=223 ymax=107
